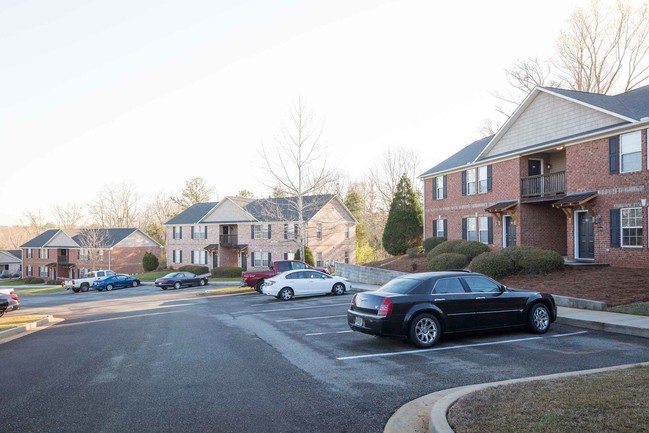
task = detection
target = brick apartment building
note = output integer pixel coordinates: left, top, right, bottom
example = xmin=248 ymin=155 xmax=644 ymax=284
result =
xmin=420 ymin=85 xmax=649 ymax=268
xmin=20 ymin=228 xmax=162 ymax=279
xmin=165 ymin=195 xmax=357 ymax=271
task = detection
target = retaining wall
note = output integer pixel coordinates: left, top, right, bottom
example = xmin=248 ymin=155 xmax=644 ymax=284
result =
xmin=334 ymin=262 xmax=406 ymax=285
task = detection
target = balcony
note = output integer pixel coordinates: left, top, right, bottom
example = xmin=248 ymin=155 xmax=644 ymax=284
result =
xmin=220 ymin=234 xmax=239 ymax=247
xmin=520 ymin=171 xmax=566 ymax=201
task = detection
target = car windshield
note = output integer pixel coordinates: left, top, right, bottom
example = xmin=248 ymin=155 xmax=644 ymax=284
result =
xmin=377 ymin=277 xmax=422 ymax=294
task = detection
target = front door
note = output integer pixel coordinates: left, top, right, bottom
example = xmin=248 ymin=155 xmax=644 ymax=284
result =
xmin=240 ymin=252 xmax=247 ymax=270
xmin=212 ymin=252 xmax=218 ymax=268
xmin=577 ymin=212 xmax=595 ymax=259
xmin=528 ymin=159 xmax=543 ymax=195
xmin=503 ymin=216 xmax=516 ymax=247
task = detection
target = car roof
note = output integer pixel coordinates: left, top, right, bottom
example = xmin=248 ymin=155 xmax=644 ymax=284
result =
xmin=395 ymin=271 xmax=483 ymax=280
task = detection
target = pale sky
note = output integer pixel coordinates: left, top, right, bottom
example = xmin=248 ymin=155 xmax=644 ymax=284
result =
xmin=1 ymin=0 xmax=597 ymax=225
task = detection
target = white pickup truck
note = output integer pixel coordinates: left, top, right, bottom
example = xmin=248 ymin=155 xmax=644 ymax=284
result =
xmin=64 ymin=270 xmax=116 ymax=293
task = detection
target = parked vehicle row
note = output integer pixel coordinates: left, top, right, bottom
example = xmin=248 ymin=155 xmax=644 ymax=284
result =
xmin=155 ymin=272 xmax=208 ymax=290
xmin=261 ymin=269 xmax=350 ymax=300
xmin=0 ymin=288 xmax=20 ymax=317
xmin=242 ymin=260 xmax=329 ymax=292
xmin=95 ymin=274 xmax=141 ymax=291
xmin=64 ymin=270 xmax=116 ymax=292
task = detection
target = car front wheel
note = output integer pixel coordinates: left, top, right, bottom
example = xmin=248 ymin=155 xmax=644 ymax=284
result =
xmin=174 ymin=282 xmax=181 ymax=290
xmin=408 ymin=313 xmax=441 ymax=348
xmin=199 ymin=279 xmax=206 ymax=286
xmin=106 ymin=284 xmax=113 ymax=291
xmin=528 ymin=304 xmax=550 ymax=334
xmin=132 ymin=281 xmax=138 ymax=287
xmin=331 ymin=283 xmax=345 ymax=295
xmin=278 ymin=287 xmax=294 ymax=301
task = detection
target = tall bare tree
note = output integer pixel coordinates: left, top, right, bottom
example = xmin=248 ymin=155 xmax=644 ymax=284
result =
xmin=21 ymin=209 xmax=51 ymax=237
xmin=141 ymin=193 xmax=181 ymax=245
xmin=260 ymin=99 xmax=335 ymax=260
xmin=493 ymin=0 xmax=649 ymax=120
xmin=171 ymin=177 xmax=216 ymax=210
xmin=76 ymin=228 xmax=111 ymax=272
xmin=89 ymin=182 xmax=140 ymax=228
xmin=51 ymin=204 xmax=84 ymax=229
xmin=369 ymin=147 xmax=422 ymax=212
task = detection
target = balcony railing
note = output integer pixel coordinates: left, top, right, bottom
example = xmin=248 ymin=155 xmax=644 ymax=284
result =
xmin=521 ymin=171 xmax=566 ymax=199
xmin=220 ymin=234 xmax=238 ymax=246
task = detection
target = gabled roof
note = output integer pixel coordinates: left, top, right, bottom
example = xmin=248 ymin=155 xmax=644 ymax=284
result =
xmin=8 ymin=250 xmax=22 ymax=260
xmin=419 ymin=136 xmax=493 ymax=178
xmin=71 ymin=228 xmax=140 ymax=247
xmin=544 ymin=85 xmax=649 ymax=121
xmin=244 ymin=195 xmax=335 ymax=222
xmin=0 ymin=250 xmax=22 ymax=263
xmin=165 ymin=202 xmax=219 ymax=225
xmin=20 ymin=229 xmax=61 ymax=248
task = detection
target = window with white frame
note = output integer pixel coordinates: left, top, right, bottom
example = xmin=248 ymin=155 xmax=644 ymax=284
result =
xmin=316 ymin=224 xmax=322 ymax=240
xmin=39 ymin=249 xmax=48 ymax=259
xmin=191 ymin=250 xmax=207 ymax=265
xmin=97 ymin=249 xmax=104 ymax=260
xmin=26 ymin=249 xmax=32 ymax=259
xmin=316 ymin=252 xmax=323 ymax=267
xmin=285 ymin=224 xmax=296 ymax=240
xmin=478 ymin=217 xmax=489 ymax=243
xmin=344 ymin=251 xmax=349 ymax=264
xmin=27 ymin=265 xmax=32 ymax=276
xmin=621 ymin=207 xmax=643 ymax=247
xmin=173 ymin=250 xmax=182 ymax=264
xmin=467 ymin=218 xmax=477 ymax=241
xmin=79 ymin=248 xmax=89 ymax=260
xmin=39 ymin=266 xmax=48 ymax=277
xmin=478 ymin=166 xmax=488 ymax=193
xmin=253 ymin=224 xmax=270 ymax=239
xmin=173 ymin=226 xmax=182 ymax=240
xmin=344 ymin=224 xmax=349 ymax=239
xmin=436 ymin=176 xmax=445 ymax=199
xmin=466 ymin=169 xmax=476 ymax=195
xmin=253 ymin=252 xmax=270 ymax=267
xmin=436 ymin=219 xmax=445 ymax=238
xmin=620 ymin=131 xmax=641 ymax=173
xmin=192 ymin=225 xmax=207 ymax=239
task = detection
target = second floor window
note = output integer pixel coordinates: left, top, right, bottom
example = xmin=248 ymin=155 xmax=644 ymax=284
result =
xmin=253 ymin=224 xmax=271 ymax=240
xmin=39 ymin=249 xmax=49 ymax=259
xmin=466 ymin=169 xmax=476 ymax=195
xmin=620 ymin=131 xmax=641 ymax=173
xmin=26 ymin=249 xmax=32 ymax=259
xmin=344 ymin=224 xmax=349 ymax=239
xmin=621 ymin=207 xmax=642 ymax=247
xmin=192 ymin=226 xmax=207 ymax=239
xmin=173 ymin=226 xmax=182 ymax=240
xmin=284 ymin=224 xmax=297 ymax=240
xmin=317 ymin=224 xmax=322 ymax=240
xmin=478 ymin=166 xmax=488 ymax=193
xmin=435 ymin=176 xmax=445 ymax=199
xmin=79 ymin=249 xmax=89 ymax=260
xmin=463 ymin=165 xmax=491 ymax=196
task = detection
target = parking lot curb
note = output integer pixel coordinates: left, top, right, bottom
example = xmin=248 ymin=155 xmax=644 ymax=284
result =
xmin=0 ymin=315 xmax=58 ymax=341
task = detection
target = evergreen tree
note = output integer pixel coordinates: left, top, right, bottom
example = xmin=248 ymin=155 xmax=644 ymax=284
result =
xmin=344 ymin=189 xmax=367 ymax=243
xmin=382 ymin=174 xmax=423 ymax=256
xmin=294 ymin=245 xmax=315 ymax=266
xmin=142 ymin=252 xmax=159 ymax=272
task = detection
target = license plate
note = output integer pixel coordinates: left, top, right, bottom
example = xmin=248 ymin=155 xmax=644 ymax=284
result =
xmin=354 ymin=317 xmax=363 ymax=327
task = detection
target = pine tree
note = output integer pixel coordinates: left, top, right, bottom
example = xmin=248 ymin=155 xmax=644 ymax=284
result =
xmin=294 ymin=246 xmax=315 ymax=266
xmin=382 ymin=174 xmax=423 ymax=256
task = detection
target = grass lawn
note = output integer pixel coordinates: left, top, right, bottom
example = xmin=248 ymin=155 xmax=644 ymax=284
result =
xmin=609 ymin=302 xmax=649 ymax=316
xmin=17 ymin=286 xmax=66 ymax=295
xmin=134 ymin=271 xmax=241 ymax=283
xmin=448 ymin=366 xmax=649 ymax=433
xmin=0 ymin=315 xmax=48 ymax=331
xmin=0 ymin=280 xmax=25 ymax=286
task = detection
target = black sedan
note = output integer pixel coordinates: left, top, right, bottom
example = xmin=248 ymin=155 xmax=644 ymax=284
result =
xmin=155 ymin=272 xmax=208 ymax=290
xmin=347 ymin=271 xmax=556 ymax=348
xmin=0 ymin=296 xmax=8 ymax=317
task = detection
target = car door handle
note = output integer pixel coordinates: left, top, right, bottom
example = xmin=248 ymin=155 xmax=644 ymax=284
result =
xmin=475 ymin=297 xmax=486 ymax=300
xmin=434 ymin=298 xmax=446 ymax=302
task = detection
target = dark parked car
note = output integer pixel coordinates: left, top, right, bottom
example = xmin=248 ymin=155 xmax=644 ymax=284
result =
xmin=347 ymin=271 xmax=556 ymax=348
xmin=155 ymin=272 xmax=208 ymax=290
xmin=95 ymin=274 xmax=141 ymax=291
xmin=0 ymin=296 xmax=9 ymax=317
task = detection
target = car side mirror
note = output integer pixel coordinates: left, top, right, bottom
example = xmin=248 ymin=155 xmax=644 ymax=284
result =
xmin=499 ymin=285 xmax=507 ymax=292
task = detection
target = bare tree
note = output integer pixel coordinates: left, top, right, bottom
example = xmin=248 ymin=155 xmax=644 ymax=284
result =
xmin=51 ymin=204 xmax=84 ymax=229
xmin=0 ymin=226 xmax=31 ymax=250
xmin=369 ymin=147 xmax=422 ymax=212
xmin=89 ymin=182 xmax=140 ymax=228
xmin=21 ymin=209 xmax=51 ymax=237
xmin=260 ymin=99 xmax=336 ymax=259
xmin=76 ymin=228 xmax=111 ymax=272
xmin=171 ymin=177 xmax=216 ymax=210
xmin=141 ymin=193 xmax=181 ymax=245
xmin=493 ymin=0 xmax=649 ymax=119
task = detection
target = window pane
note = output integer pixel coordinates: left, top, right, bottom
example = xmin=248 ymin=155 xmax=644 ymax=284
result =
xmin=621 ymin=152 xmax=641 ymax=172
xmin=433 ymin=278 xmax=465 ymax=294
xmin=464 ymin=276 xmax=501 ymax=293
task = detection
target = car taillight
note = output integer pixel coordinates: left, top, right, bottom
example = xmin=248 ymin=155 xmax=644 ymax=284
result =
xmin=243 ymin=273 xmax=249 ymax=279
xmin=11 ymin=295 xmax=18 ymax=301
xmin=350 ymin=294 xmax=357 ymax=308
xmin=377 ymin=298 xmax=392 ymax=317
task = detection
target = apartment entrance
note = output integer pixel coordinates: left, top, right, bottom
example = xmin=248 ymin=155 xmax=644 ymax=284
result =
xmin=575 ymin=211 xmax=594 ymax=259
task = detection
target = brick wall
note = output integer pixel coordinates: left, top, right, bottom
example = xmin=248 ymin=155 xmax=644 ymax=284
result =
xmin=518 ymin=203 xmax=567 ymax=254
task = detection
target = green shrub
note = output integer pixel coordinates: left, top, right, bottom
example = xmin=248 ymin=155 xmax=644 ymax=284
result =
xmin=178 ymin=265 xmax=209 ymax=275
xmin=469 ymin=251 xmax=517 ymax=279
xmin=26 ymin=277 xmax=45 ymax=284
xmin=0 ymin=273 xmax=9 ymax=279
xmin=428 ymin=253 xmax=468 ymax=271
xmin=517 ymin=248 xmax=565 ymax=274
xmin=428 ymin=239 xmax=490 ymax=262
xmin=294 ymin=246 xmax=315 ymax=266
xmin=500 ymin=246 xmax=537 ymax=268
xmin=423 ymin=236 xmax=446 ymax=253
xmin=142 ymin=252 xmax=159 ymax=272
xmin=406 ymin=247 xmax=420 ymax=258
xmin=47 ymin=279 xmax=63 ymax=285
xmin=211 ymin=267 xmax=244 ymax=278
xmin=12 ymin=273 xmax=20 ymax=278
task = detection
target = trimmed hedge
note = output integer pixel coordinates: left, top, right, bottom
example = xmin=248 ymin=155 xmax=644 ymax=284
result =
xmin=468 ymin=251 xmax=516 ymax=279
xmin=24 ymin=277 xmax=45 ymax=284
xmin=423 ymin=236 xmax=446 ymax=253
xmin=468 ymin=245 xmax=564 ymax=278
xmin=178 ymin=265 xmax=209 ymax=275
xmin=428 ymin=240 xmax=490 ymax=262
xmin=47 ymin=279 xmax=64 ymax=286
xmin=428 ymin=253 xmax=468 ymax=272
xmin=211 ymin=267 xmax=245 ymax=278
xmin=517 ymin=248 xmax=564 ymax=274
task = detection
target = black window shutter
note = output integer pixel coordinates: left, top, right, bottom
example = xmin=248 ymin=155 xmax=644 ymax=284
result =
xmin=487 ymin=217 xmax=493 ymax=244
xmin=432 ymin=220 xmax=437 ymax=236
xmin=461 ymin=171 xmax=467 ymax=196
xmin=432 ymin=178 xmax=437 ymax=200
xmin=180 ymin=250 xmax=183 ymax=263
xmin=191 ymin=226 xmax=195 ymax=238
xmin=204 ymin=226 xmax=207 ymax=238
xmin=461 ymin=218 xmax=467 ymax=240
xmin=268 ymin=253 xmax=272 ymax=265
xmin=204 ymin=251 xmax=208 ymax=264
xmin=284 ymin=253 xmax=288 ymax=260
xmin=487 ymin=165 xmax=493 ymax=192
xmin=609 ymin=136 xmax=619 ymax=174
xmin=610 ymin=209 xmax=620 ymax=247
xmin=443 ymin=175 xmax=447 ymax=199
xmin=251 ymin=252 xmax=255 ymax=265
xmin=179 ymin=227 xmax=182 ymax=239
xmin=251 ymin=225 xmax=255 ymax=239
xmin=443 ymin=219 xmax=447 ymax=238
xmin=268 ymin=225 xmax=271 ymax=239
xmin=295 ymin=224 xmax=298 ymax=238
xmin=284 ymin=224 xmax=288 ymax=239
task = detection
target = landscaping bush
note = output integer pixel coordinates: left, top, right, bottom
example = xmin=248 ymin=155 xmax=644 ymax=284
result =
xmin=428 ymin=253 xmax=468 ymax=271
xmin=517 ymin=248 xmax=565 ymax=274
xmin=211 ymin=267 xmax=245 ymax=278
xmin=0 ymin=272 xmax=10 ymax=279
xmin=428 ymin=240 xmax=490 ymax=262
xmin=178 ymin=265 xmax=209 ymax=275
xmin=47 ymin=279 xmax=63 ymax=285
xmin=406 ymin=247 xmax=420 ymax=258
xmin=469 ymin=251 xmax=517 ymax=279
xmin=12 ymin=273 xmax=20 ymax=278
xmin=294 ymin=246 xmax=315 ymax=266
xmin=423 ymin=236 xmax=446 ymax=253
xmin=25 ymin=277 xmax=45 ymax=284
xmin=142 ymin=252 xmax=159 ymax=272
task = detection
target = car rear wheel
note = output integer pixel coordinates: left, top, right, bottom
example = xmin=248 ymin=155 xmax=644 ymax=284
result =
xmin=72 ymin=287 xmax=81 ymax=293
xmin=528 ymin=304 xmax=550 ymax=334
xmin=255 ymin=280 xmax=265 ymax=293
xmin=174 ymin=282 xmax=181 ymax=290
xmin=278 ymin=287 xmax=294 ymax=301
xmin=332 ymin=283 xmax=345 ymax=295
xmin=132 ymin=281 xmax=138 ymax=287
xmin=80 ymin=283 xmax=89 ymax=292
xmin=161 ymin=286 xmax=168 ymax=290
xmin=106 ymin=284 xmax=113 ymax=291
xmin=408 ymin=313 xmax=441 ymax=348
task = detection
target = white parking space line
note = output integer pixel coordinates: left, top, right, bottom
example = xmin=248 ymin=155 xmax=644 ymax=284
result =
xmin=249 ymin=297 xmax=352 ymax=308
xmin=306 ymin=330 xmax=353 ymax=336
xmin=336 ymin=331 xmax=589 ymax=361
xmin=277 ymin=314 xmax=347 ymax=323
xmin=234 ymin=303 xmax=350 ymax=314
